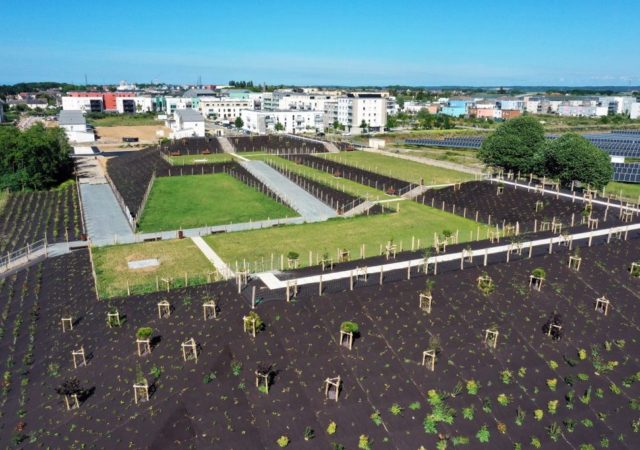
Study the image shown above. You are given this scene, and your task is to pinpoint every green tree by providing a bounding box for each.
[386,115,398,129]
[0,124,73,191]
[478,116,545,173]
[274,122,284,132]
[535,133,612,190]
[360,120,368,132]
[234,116,244,129]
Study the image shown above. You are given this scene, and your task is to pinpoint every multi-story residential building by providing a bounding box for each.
[62,96,104,112]
[599,96,636,115]
[335,92,388,134]
[164,96,195,114]
[440,99,471,117]
[115,97,155,113]
[263,90,334,112]
[67,91,135,111]
[199,97,252,122]
[387,96,398,116]
[629,102,640,119]
[557,103,608,117]
[241,109,324,134]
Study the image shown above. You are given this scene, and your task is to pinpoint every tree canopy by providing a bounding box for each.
[535,133,612,190]
[478,116,545,173]
[0,124,73,191]
[234,116,244,129]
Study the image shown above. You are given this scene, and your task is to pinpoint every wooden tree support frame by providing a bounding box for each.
[255,370,271,393]
[529,275,545,291]
[496,185,504,195]
[157,300,171,319]
[487,230,499,244]
[181,338,198,362]
[354,266,368,281]
[137,339,151,356]
[243,315,258,337]
[547,323,562,337]
[107,310,121,328]
[419,293,432,313]
[568,256,582,271]
[72,347,86,368]
[551,221,563,234]
[587,217,599,230]
[339,330,354,350]
[383,242,397,260]
[620,209,634,223]
[320,258,334,271]
[337,249,350,263]
[64,393,80,410]
[539,221,551,232]
[477,275,493,290]
[595,296,611,316]
[422,349,436,371]
[61,317,73,333]
[236,270,249,293]
[203,300,217,320]
[535,200,544,212]
[324,376,341,402]
[484,329,499,349]
[133,380,150,404]
[285,280,299,302]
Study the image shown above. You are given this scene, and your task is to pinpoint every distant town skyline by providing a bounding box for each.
[1,0,639,86]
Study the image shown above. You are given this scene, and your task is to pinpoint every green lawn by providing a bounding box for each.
[92,239,214,298]
[249,154,389,199]
[606,181,640,202]
[319,151,475,185]
[138,173,297,232]
[88,113,163,127]
[205,201,489,270]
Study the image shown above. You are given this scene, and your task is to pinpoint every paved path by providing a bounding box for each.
[191,237,234,279]
[240,160,337,221]
[256,222,640,290]
[79,183,135,245]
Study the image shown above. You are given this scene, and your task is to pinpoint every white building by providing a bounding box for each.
[62,96,104,112]
[262,91,335,112]
[240,110,324,134]
[115,97,154,113]
[199,97,252,122]
[164,96,194,114]
[557,104,608,117]
[58,110,95,143]
[335,92,388,134]
[599,96,636,115]
[631,103,640,120]
[387,96,399,116]
[170,109,205,138]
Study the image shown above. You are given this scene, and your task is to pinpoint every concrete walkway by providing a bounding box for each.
[80,183,135,245]
[191,236,234,279]
[240,160,337,221]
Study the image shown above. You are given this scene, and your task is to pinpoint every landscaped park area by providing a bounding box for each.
[137,173,297,232]
[3,132,639,449]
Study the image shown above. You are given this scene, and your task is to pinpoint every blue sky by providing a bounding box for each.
[1,0,639,86]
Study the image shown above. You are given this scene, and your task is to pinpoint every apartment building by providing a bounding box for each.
[62,95,104,112]
[58,110,95,143]
[263,91,334,112]
[334,92,387,134]
[241,109,324,134]
[199,97,252,122]
[115,97,155,113]
[170,109,205,138]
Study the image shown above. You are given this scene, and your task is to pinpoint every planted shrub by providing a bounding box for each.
[276,435,290,447]
[245,311,264,331]
[531,268,546,279]
[136,327,153,340]
[475,424,490,443]
[287,251,299,261]
[340,321,359,334]
[326,421,337,435]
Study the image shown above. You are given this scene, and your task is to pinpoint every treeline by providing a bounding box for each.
[0,124,74,191]
[0,82,88,98]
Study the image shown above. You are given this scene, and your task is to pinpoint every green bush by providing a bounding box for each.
[340,321,359,334]
[136,327,153,340]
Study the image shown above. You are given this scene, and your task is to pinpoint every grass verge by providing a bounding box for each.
[92,239,214,298]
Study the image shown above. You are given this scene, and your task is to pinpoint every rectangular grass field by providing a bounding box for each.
[319,151,475,185]
[92,239,213,298]
[137,173,297,232]
[205,201,490,270]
